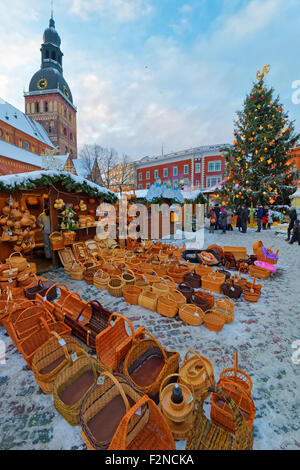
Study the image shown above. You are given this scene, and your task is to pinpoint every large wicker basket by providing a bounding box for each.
[179,304,205,326]
[49,232,65,251]
[179,350,215,400]
[80,372,147,450]
[122,285,143,305]
[6,252,28,272]
[157,294,178,318]
[107,276,125,297]
[186,386,253,450]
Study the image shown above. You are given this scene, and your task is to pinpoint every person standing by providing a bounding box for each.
[267,211,273,230]
[236,205,242,232]
[262,206,269,230]
[240,204,248,233]
[208,207,217,234]
[226,207,233,231]
[256,204,264,232]
[220,207,228,234]
[214,204,221,230]
[289,219,300,245]
[37,208,52,260]
[286,207,298,241]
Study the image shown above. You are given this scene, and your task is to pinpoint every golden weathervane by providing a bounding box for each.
[257,65,271,81]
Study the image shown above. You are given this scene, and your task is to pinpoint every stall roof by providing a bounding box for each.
[0,170,118,203]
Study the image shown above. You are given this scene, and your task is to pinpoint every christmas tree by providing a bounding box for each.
[217,65,299,207]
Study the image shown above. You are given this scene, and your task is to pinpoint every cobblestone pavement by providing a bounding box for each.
[0,228,299,450]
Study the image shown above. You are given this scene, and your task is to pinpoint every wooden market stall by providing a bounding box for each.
[0,171,118,268]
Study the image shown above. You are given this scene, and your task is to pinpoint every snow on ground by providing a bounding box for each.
[0,226,299,450]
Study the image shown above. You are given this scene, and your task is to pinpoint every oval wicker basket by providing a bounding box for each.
[80,372,147,450]
[157,294,178,318]
[31,331,85,394]
[53,353,104,426]
[6,252,28,272]
[183,272,201,289]
[121,269,136,286]
[179,304,204,326]
[93,269,110,290]
[122,285,143,305]
[107,276,125,297]
[243,277,261,302]
[152,278,170,297]
[49,232,65,250]
[192,290,215,311]
[213,296,235,324]
[221,280,243,299]
[138,287,158,311]
[203,310,225,332]
[178,282,194,302]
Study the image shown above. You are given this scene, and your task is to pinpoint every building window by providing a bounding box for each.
[46,50,50,59]
[146,171,150,180]
[65,146,68,153]
[138,172,142,181]
[45,102,48,112]
[195,180,200,186]
[195,162,201,173]
[18,139,22,148]
[64,108,67,118]
[32,145,35,153]
[163,168,168,177]
[51,51,56,61]
[63,127,67,136]
[146,183,150,189]
[24,141,29,149]
[184,164,189,175]
[173,179,178,185]
[26,103,31,114]
[173,166,178,176]
[206,176,222,188]
[36,102,40,113]
[208,161,222,172]
[138,184,143,189]
[154,169,159,179]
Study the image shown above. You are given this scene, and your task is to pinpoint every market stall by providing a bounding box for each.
[0,171,118,268]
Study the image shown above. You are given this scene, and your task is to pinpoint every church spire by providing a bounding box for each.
[50,0,55,27]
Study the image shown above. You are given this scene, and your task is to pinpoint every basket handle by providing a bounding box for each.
[14,303,50,324]
[216,296,234,311]
[101,371,130,412]
[49,331,72,362]
[39,316,51,335]
[142,330,167,361]
[159,373,195,405]
[9,252,23,260]
[49,231,63,240]
[122,269,136,279]
[234,350,238,376]
[217,377,254,409]
[44,283,69,301]
[108,313,135,338]
[183,351,213,383]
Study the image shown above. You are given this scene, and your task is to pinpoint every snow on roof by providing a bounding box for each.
[0,139,68,169]
[73,159,91,178]
[0,170,117,201]
[0,98,54,148]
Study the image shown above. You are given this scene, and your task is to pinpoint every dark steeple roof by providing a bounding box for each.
[27,14,74,105]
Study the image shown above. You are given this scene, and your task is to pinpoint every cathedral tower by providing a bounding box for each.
[24,11,77,158]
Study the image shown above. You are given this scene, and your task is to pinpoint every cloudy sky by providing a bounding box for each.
[0,0,300,159]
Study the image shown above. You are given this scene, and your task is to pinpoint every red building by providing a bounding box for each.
[135,144,230,190]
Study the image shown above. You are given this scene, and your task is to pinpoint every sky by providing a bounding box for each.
[0,0,300,160]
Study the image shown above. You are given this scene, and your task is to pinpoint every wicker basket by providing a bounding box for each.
[70,262,84,281]
[84,266,99,285]
[222,246,247,262]
[138,287,158,311]
[157,293,178,318]
[122,285,143,305]
[169,289,187,309]
[179,304,204,326]
[93,269,110,290]
[214,296,235,324]
[179,350,215,400]
[62,231,76,245]
[183,272,201,289]
[123,331,180,401]
[203,310,225,332]
[186,386,253,450]
[178,282,194,302]
[6,252,28,272]
[31,332,85,394]
[96,313,145,372]
[211,379,256,433]
[192,290,214,311]
[249,264,270,280]
[167,265,190,284]
[80,372,147,450]
[152,278,170,297]
[243,277,261,302]
[49,232,65,250]
[121,269,135,286]
[218,351,253,396]
[108,395,176,450]
[53,353,104,425]
[201,271,226,294]
[195,264,213,277]
[107,276,125,297]
[18,317,71,368]
[197,251,220,266]
[221,280,243,299]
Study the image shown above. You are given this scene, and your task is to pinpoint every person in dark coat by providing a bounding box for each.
[240,205,248,233]
[208,207,217,234]
[226,207,233,231]
[236,205,242,232]
[286,207,298,241]
[220,207,228,234]
[214,204,221,230]
[256,204,264,232]
[289,219,300,245]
